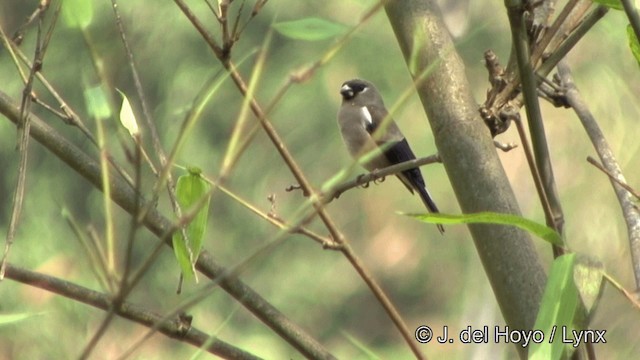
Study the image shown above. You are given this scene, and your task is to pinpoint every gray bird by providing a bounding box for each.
[337,78,444,234]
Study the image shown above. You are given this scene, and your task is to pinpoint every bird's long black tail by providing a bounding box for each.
[415,184,445,234]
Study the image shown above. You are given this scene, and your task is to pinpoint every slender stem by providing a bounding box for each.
[587,157,640,200]
[505,0,565,243]
[0,90,336,360]
[326,155,441,201]
[558,62,640,292]
[537,6,609,77]
[3,263,261,360]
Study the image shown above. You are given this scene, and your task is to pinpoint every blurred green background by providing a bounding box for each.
[1,0,639,359]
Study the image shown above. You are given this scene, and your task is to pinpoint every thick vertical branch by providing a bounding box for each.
[384,1,546,357]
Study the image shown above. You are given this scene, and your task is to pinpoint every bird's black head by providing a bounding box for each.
[340,79,370,100]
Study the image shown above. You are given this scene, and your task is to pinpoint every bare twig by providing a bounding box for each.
[484,1,608,132]
[603,272,640,308]
[587,157,640,200]
[1,3,52,279]
[110,0,198,302]
[325,155,441,202]
[505,0,565,256]
[211,180,335,247]
[174,1,424,357]
[557,62,640,291]
[0,90,335,360]
[3,263,261,360]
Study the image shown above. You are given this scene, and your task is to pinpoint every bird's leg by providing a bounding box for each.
[356,173,371,188]
[370,168,385,184]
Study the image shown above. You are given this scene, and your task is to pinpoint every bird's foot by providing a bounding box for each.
[356,173,370,188]
[370,168,385,184]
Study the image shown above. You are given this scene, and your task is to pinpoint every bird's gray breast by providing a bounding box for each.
[337,105,373,157]
[337,104,389,170]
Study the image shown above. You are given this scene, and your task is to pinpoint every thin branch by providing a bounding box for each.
[79,137,146,360]
[537,5,609,77]
[486,2,608,124]
[0,90,335,360]
[226,2,385,182]
[557,62,640,292]
[3,22,139,190]
[2,263,262,360]
[587,156,640,200]
[226,56,425,360]
[603,272,640,309]
[323,155,441,202]
[505,0,565,254]
[175,1,423,356]
[212,180,335,248]
[1,3,51,279]
[110,0,199,301]
[117,206,327,359]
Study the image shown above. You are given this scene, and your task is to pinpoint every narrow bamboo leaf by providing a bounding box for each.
[627,25,640,68]
[530,254,579,360]
[117,89,140,137]
[406,212,562,245]
[62,0,94,29]
[591,0,623,10]
[172,168,211,281]
[273,18,347,41]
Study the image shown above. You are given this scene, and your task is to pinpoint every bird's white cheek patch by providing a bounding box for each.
[360,106,373,127]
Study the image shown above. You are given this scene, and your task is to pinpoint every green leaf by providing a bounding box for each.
[530,254,580,360]
[591,0,623,10]
[116,89,140,137]
[172,169,211,281]
[627,25,640,68]
[62,0,94,29]
[83,84,112,120]
[273,18,348,41]
[406,212,562,245]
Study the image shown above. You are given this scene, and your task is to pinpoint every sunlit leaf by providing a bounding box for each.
[172,168,211,281]
[117,89,140,137]
[530,254,580,360]
[627,25,640,68]
[273,18,347,41]
[62,0,94,29]
[406,211,562,245]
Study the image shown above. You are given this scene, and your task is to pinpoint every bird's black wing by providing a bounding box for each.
[383,138,424,188]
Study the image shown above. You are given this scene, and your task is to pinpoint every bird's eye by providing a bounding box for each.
[351,83,367,93]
